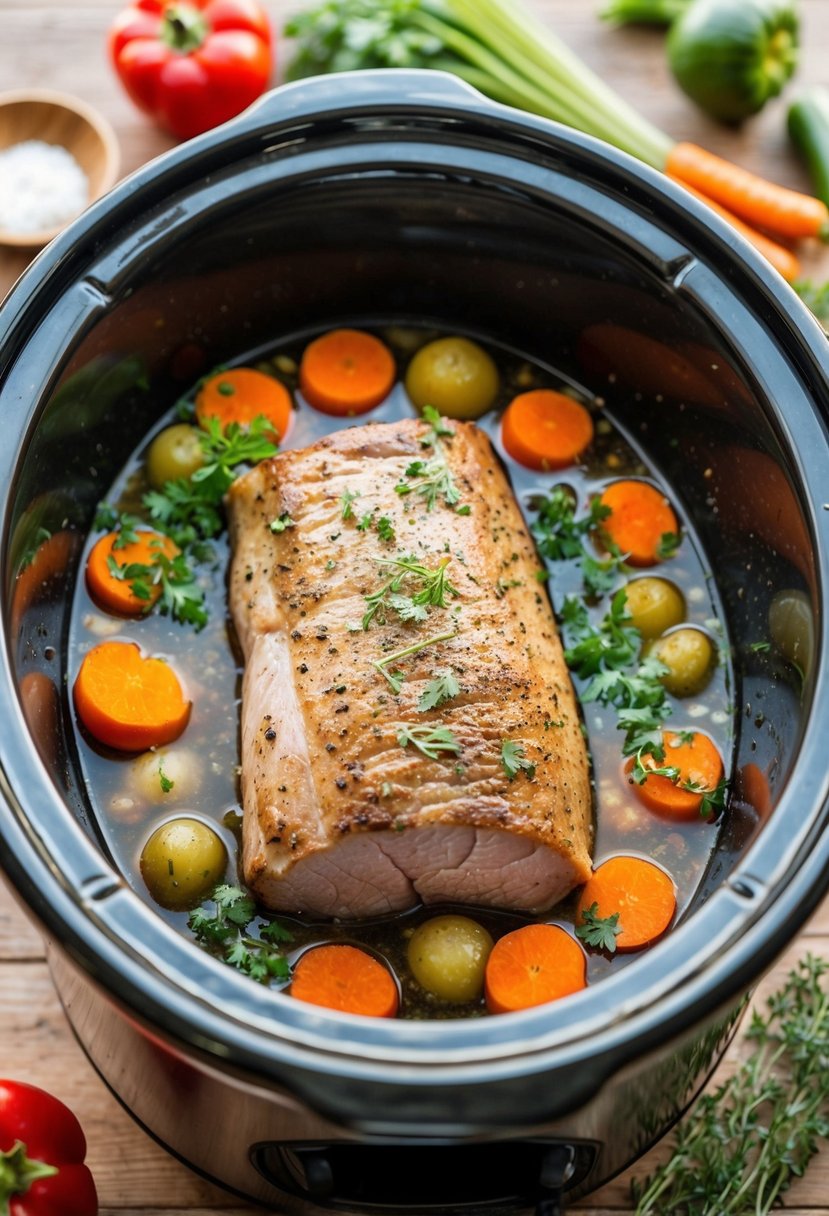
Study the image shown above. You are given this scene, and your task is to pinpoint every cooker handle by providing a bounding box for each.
[535,1144,575,1216]
[230,69,498,134]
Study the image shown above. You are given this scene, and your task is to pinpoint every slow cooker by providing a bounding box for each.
[1,70,829,1215]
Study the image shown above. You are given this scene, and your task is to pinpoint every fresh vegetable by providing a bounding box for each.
[407,915,494,1002]
[299,329,396,415]
[623,577,685,639]
[405,336,499,419]
[666,141,829,241]
[285,0,828,264]
[576,856,676,951]
[0,1079,97,1216]
[108,0,273,140]
[597,481,679,568]
[188,884,293,982]
[628,728,725,818]
[146,424,205,489]
[644,626,715,697]
[633,954,829,1215]
[73,640,191,751]
[290,944,400,1017]
[768,587,813,675]
[129,746,201,804]
[666,174,802,282]
[140,816,227,909]
[602,0,690,24]
[86,528,180,616]
[195,368,292,440]
[484,923,586,1014]
[793,279,829,330]
[788,87,829,208]
[667,0,799,124]
[89,515,206,628]
[500,389,594,471]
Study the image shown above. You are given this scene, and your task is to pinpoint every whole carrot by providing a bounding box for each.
[666,141,829,243]
[667,173,801,282]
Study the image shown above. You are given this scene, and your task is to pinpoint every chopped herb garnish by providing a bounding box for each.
[356,511,375,531]
[363,555,459,629]
[750,640,771,653]
[417,669,460,711]
[188,884,293,984]
[397,722,461,760]
[340,487,360,520]
[372,628,457,692]
[656,530,681,560]
[576,902,622,952]
[158,760,174,794]
[376,515,396,542]
[394,442,462,512]
[269,512,295,533]
[500,739,536,781]
[419,404,455,447]
[455,504,471,516]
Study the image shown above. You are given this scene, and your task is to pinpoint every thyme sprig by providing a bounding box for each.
[633,954,829,1215]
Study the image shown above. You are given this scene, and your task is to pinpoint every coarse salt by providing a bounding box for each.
[0,139,89,235]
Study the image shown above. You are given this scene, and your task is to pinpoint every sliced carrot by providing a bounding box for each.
[11,530,77,636]
[73,640,191,752]
[627,729,724,820]
[501,388,593,471]
[290,944,399,1018]
[666,142,829,242]
[667,173,801,283]
[86,530,179,617]
[597,480,678,567]
[195,367,293,440]
[576,856,676,952]
[484,924,586,1015]
[738,761,772,822]
[299,329,396,416]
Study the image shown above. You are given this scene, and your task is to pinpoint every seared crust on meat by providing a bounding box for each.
[228,418,593,917]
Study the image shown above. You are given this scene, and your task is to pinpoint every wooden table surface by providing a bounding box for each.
[2,2,829,1213]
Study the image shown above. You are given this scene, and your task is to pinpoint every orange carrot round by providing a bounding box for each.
[86,530,179,617]
[576,856,676,952]
[627,729,724,820]
[73,640,191,752]
[484,924,586,1015]
[597,480,679,567]
[501,389,594,471]
[667,173,801,283]
[299,329,396,416]
[290,944,399,1017]
[666,142,829,242]
[195,367,293,440]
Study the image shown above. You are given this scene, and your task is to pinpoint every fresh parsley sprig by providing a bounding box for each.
[394,445,463,512]
[188,884,293,984]
[363,555,459,629]
[500,739,536,781]
[419,404,455,447]
[576,902,622,952]
[397,722,462,760]
[417,669,460,711]
[105,542,208,629]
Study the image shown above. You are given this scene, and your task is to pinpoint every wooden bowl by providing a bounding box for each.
[0,89,120,248]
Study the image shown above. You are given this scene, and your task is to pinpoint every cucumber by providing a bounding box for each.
[788,88,829,209]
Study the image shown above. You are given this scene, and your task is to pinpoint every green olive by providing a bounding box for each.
[645,627,715,698]
[146,424,205,490]
[407,915,494,1003]
[140,817,226,910]
[769,588,813,674]
[129,747,202,806]
[623,577,686,640]
[405,337,499,420]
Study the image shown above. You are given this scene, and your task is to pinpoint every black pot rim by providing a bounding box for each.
[2,70,829,1099]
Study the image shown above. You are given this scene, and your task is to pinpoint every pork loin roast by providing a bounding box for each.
[227,417,593,918]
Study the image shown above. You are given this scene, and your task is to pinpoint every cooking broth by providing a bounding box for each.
[67,324,733,1019]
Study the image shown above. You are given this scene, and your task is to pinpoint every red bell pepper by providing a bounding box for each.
[109,0,273,140]
[0,1081,97,1216]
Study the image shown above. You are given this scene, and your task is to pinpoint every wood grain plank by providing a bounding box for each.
[0,870,45,959]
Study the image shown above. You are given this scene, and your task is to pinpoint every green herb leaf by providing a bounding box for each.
[269,512,295,533]
[500,739,536,781]
[656,530,681,560]
[576,901,622,952]
[394,443,462,511]
[417,668,460,711]
[340,487,360,520]
[188,884,292,986]
[419,404,455,447]
[158,760,174,794]
[397,722,462,760]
